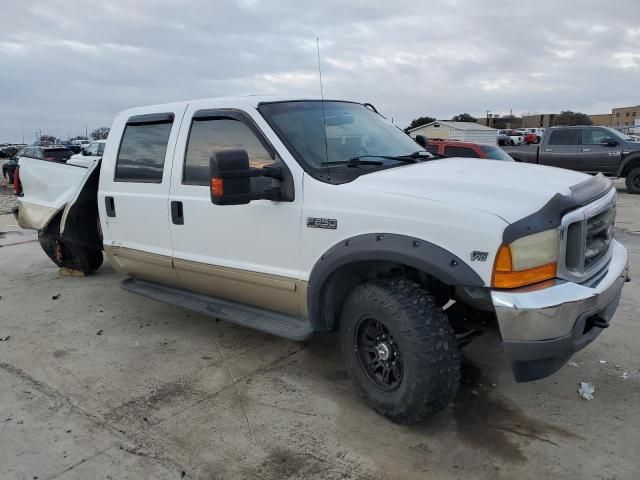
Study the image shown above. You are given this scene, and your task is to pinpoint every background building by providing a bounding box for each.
[521,114,557,128]
[588,114,612,126]
[612,105,639,133]
[476,115,522,129]
[408,121,498,143]
[476,113,556,129]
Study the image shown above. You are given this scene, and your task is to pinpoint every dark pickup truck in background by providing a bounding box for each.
[503,126,640,193]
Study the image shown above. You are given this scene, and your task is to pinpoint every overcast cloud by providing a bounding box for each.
[1,0,639,142]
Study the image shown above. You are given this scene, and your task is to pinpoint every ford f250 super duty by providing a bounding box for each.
[503,125,640,193]
[15,97,629,424]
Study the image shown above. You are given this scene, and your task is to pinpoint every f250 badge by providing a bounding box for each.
[470,251,488,262]
[307,217,337,230]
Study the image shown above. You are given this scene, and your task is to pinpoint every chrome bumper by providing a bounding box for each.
[491,240,629,382]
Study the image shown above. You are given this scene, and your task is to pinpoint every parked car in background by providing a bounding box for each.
[72,139,90,148]
[507,130,524,145]
[425,139,514,161]
[497,130,510,146]
[18,145,73,164]
[0,145,19,158]
[524,128,545,144]
[58,140,82,154]
[2,149,25,183]
[67,140,106,168]
[503,126,640,193]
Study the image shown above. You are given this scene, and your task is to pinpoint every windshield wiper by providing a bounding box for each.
[320,155,420,167]
[319,157,384,167]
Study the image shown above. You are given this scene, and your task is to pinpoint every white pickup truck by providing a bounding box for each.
[15,96,629,424]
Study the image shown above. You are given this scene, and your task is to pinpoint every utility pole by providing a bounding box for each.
[486,110,491,127]
[21,128,24,144]
[85,125,88,139]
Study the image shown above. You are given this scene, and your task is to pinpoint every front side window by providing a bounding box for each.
[581,128,612,145]
[115,120,173,183]
[259,101,423,182]
[548,129,579,146]
[183,118,274,186]
[444,146,480,158]
[85,142,100,156]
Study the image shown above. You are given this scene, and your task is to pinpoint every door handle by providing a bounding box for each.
[105,196,116,217]
[581,148,591,152]
[171,201,184,225]
[543,148,553,152]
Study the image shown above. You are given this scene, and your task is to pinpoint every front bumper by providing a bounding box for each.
[491,240,629,382]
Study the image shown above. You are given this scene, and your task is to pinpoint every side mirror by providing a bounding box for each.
[82,149,90,156]
[415,135,428,149]
[602,138,618,147]
[209,149,282,206]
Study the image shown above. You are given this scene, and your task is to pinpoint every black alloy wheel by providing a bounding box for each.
[355,317,403,392]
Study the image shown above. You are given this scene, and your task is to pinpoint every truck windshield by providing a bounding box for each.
[479,145,514,161]
[259,101,423,182]
[604,127,632,141]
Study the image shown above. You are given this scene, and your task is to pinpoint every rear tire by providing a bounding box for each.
[339,278,460,424]
[38,217,103,274]
[625,166,640,194]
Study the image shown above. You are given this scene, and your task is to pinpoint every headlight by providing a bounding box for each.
[492,229,559,288]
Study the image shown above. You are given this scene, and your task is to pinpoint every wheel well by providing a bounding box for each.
[60,162,102,250]
[621,155,640,177]
[316,261,452,332]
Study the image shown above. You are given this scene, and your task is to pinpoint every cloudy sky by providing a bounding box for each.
[1,0,639,142]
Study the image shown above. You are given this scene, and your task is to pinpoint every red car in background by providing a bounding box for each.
[424,139,514,161]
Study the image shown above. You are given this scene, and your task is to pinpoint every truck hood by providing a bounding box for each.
[352,158,590,224]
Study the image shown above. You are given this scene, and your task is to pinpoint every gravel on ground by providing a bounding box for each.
[0,181,18,215]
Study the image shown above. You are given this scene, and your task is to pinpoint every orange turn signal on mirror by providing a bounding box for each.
[211,178,224,197]
[492,245,557,289]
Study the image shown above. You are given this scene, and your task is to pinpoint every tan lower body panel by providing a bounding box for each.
[105,246,307,317]
[105,246,181,288]
[174,258,307,318]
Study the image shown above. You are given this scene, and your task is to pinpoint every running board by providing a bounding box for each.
[121,278,314,341]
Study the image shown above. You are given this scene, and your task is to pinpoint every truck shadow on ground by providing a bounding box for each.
[450,359,580,463]
[305,334,580,465]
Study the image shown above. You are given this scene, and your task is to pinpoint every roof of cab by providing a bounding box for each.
[117,95,358,116]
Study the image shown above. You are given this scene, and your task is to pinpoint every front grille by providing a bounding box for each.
[585,207,615,268]
[559,189,616,283]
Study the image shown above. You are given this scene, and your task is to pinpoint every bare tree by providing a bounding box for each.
[39,134,57,144]
[91,127,110,140]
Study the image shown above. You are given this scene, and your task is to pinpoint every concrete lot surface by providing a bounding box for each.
[0,181,639,479]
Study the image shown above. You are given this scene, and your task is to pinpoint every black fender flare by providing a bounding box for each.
[306,233,485,331]
[617,153,640,178]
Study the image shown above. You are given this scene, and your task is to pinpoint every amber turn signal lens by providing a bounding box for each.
[492,245,557,288]
[211,178,224,197]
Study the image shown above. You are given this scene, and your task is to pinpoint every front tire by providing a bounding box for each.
[339,278,460,424]
[625,166,640,194]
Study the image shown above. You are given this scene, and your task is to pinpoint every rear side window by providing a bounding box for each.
[548,129,579,146]
[183,118,273,186]
[115,117,173,183]
[443,146,480,158]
